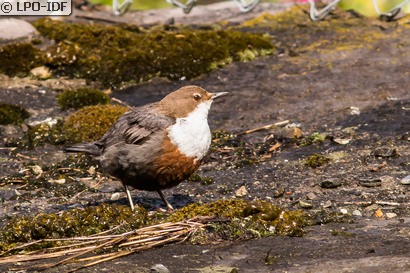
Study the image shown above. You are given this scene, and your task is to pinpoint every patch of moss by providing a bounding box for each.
[26,121,66,148]
[170,199,310,239]
[0,103,30,125]
[33,18,274,87]
[188,173,213,185]
[57,88,111,110]
[170,199,249,222]
[305,153,330,168]
[0,204,146,251]
[331,229,354,236]
[299,132,327,146]
[62,104,128,143]
[241,7,393,56]
[0,43,45,77]
[5,120,67,149]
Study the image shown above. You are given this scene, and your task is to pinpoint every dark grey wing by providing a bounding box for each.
[96,103,175,149]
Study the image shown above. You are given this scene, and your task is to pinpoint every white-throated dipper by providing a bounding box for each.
[64,85,228,211]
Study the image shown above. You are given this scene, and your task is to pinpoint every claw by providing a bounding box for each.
[233,0,259,13]
[157,190,174,211]
[166,0,197,14]
[308,0,340,21]
[122,182,135,211]
[372,0,409,21]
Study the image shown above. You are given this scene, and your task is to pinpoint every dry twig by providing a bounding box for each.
[238,120,290,135]
[0,221,204,273]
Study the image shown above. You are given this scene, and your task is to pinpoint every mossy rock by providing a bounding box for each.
[170,199,250,222]
[57,88,111,110]
[62,104,128,143]
[0,204,146,250]
[0,43,45,77]
[32,18,274,87]
[26,121,67,148]
[0,103,30,125]
[170,199,309,239]
[305,153,330,168]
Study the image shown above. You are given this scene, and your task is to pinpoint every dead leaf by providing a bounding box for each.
[333,138,351,145]
[374,209,383,218]
[268,142,282,152]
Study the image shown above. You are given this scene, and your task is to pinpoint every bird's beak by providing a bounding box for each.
[211,92,229,99]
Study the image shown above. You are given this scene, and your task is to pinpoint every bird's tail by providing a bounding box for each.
[63,143,101,156]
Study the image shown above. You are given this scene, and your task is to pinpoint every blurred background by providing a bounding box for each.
[90,0,410,17]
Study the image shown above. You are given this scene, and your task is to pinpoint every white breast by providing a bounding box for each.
[168,101,212,159]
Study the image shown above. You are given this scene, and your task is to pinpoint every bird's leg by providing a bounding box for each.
[122,182,135,211]
[157,190,174,211]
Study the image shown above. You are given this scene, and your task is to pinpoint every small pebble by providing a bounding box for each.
[400,175,410,185]
[110,192,121,201]
[365,204,380,211]
[235,185,248,197]
[151,264,170,273]
[321,200,332,208]
[299,200,313,209]
[340,208,348,214]
[350,106,360,115]
[320,178,342,189]
[273,187,285,198]
[30,165,43,175]
[385,212,397,219]
[359,178,382,187]
[371,148,397,158]
[352,210,362,217]
[306,192,316,200]
[30,66,51,79]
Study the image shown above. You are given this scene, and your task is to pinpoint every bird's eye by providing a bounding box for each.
[193,93,202,100]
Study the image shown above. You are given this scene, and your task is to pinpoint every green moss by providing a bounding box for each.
[57,88,111,110]
[299,132,327,146]
[170,199,309,239]
[0,103,30,125]
[0,43,45,77]
[241,7,392,56]
[305,153,330,168]
[62,104,128,143]
[331,229,354,236]
[170,199,249,222]
[26,121,66,148]
[32,18,274,87]
[5,120,67,149]
[0,204,146,251]
[188,173,213,185]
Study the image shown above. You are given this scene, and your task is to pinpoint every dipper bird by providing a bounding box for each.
[64,85,228,211]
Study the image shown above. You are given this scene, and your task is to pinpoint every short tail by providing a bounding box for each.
[63,143,101,156]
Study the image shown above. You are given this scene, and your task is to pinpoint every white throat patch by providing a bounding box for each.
[168,100,212,159]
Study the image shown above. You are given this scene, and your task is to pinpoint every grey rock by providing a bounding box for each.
[0,18,39,43]
[151,264,170,273]
[273,187,285,198]
[385,212,397,219]
[359,178,382,187]
[371,147,398,158]
[320,178,342,189]
[352,210,362,217]
[401,175,410,185]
